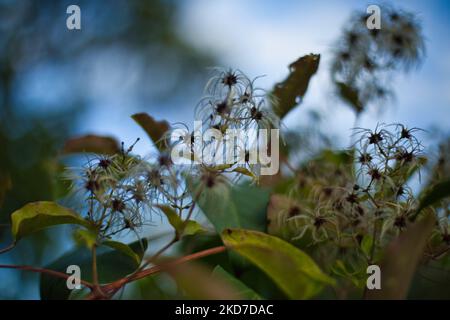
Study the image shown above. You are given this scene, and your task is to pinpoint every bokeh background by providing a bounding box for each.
[0,0,449,299]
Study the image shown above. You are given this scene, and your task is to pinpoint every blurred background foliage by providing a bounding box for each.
[0,0,214,299]
[0,0,449,299]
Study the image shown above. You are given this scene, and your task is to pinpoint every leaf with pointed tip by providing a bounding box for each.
[417,179,450,213]
[157,205,206,238]
[221,228,335,299]
[365,212,435,299]
[335,81,363,114]
[272,54,320,118]
[212,266,261,300]
[62,135,120,155]
[73,228,97,249]
[188,180,270,233]
[0,173,11,209]
[11,201,91,242]
[167,261,242,299]
[232,167,256,179]
[102,240,141,265]
[132,113,170,152]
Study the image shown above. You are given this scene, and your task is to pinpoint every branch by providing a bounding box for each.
[0,243,15,255]
[137,189,202,271]
[95,245,227,299]
[0,264,94,289]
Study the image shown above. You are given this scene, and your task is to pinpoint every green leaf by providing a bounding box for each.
[365,212,435,299]
[183,221,206,237]
[131,113,170,152]
[361,235,374,259]
[335,81,363,114]
[0,173,11,209]
[330,260,366,288]
[102,240,141,265]
[40,239,147,300]
[157,205,205,238]
[221,228,335,299]
[62,134,120,155]
[166,261,242,299]
[11,201,92,242]
[210,164,233,171]
[73,228,97,249]
[212,266,261,300]
[272,54,320,118]
[188,180,270,233]
[417,179,450,213]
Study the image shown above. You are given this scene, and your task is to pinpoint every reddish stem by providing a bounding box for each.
[0,264,94,289]
[97,245,227,298]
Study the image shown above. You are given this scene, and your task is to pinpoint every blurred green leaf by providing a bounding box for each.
[361,235,374,259]
[221,228,335,299]
[366,212,435,299]
[11,201,91,242]
[335,81,363,114]
[330,260,366,288]
[212,266,261,300]
[408,254,450,299]
[318,149,354,166]
[62,134,120,155]
[272,54,320,118]
[132,113,170,152]
[73,228,97,249]
[188,181,270,233]
[102,240,141,265]
[167,261,242,299]
[40,239,147,300]
[417,179,450,213]
[232,167,256,179]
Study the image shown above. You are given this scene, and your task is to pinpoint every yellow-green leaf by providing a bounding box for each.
[188,179,270,233]
[212,266,261,300]
[73,228,97,249]
[210,164,233,171]
[167,261,242,299]
[102,240,142,264]
[221,228,335,299]
[232,167,256,178]
[417,179,450,213]
[183,220,207,237]
[11,201,91,242]
[157,205,205,238]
